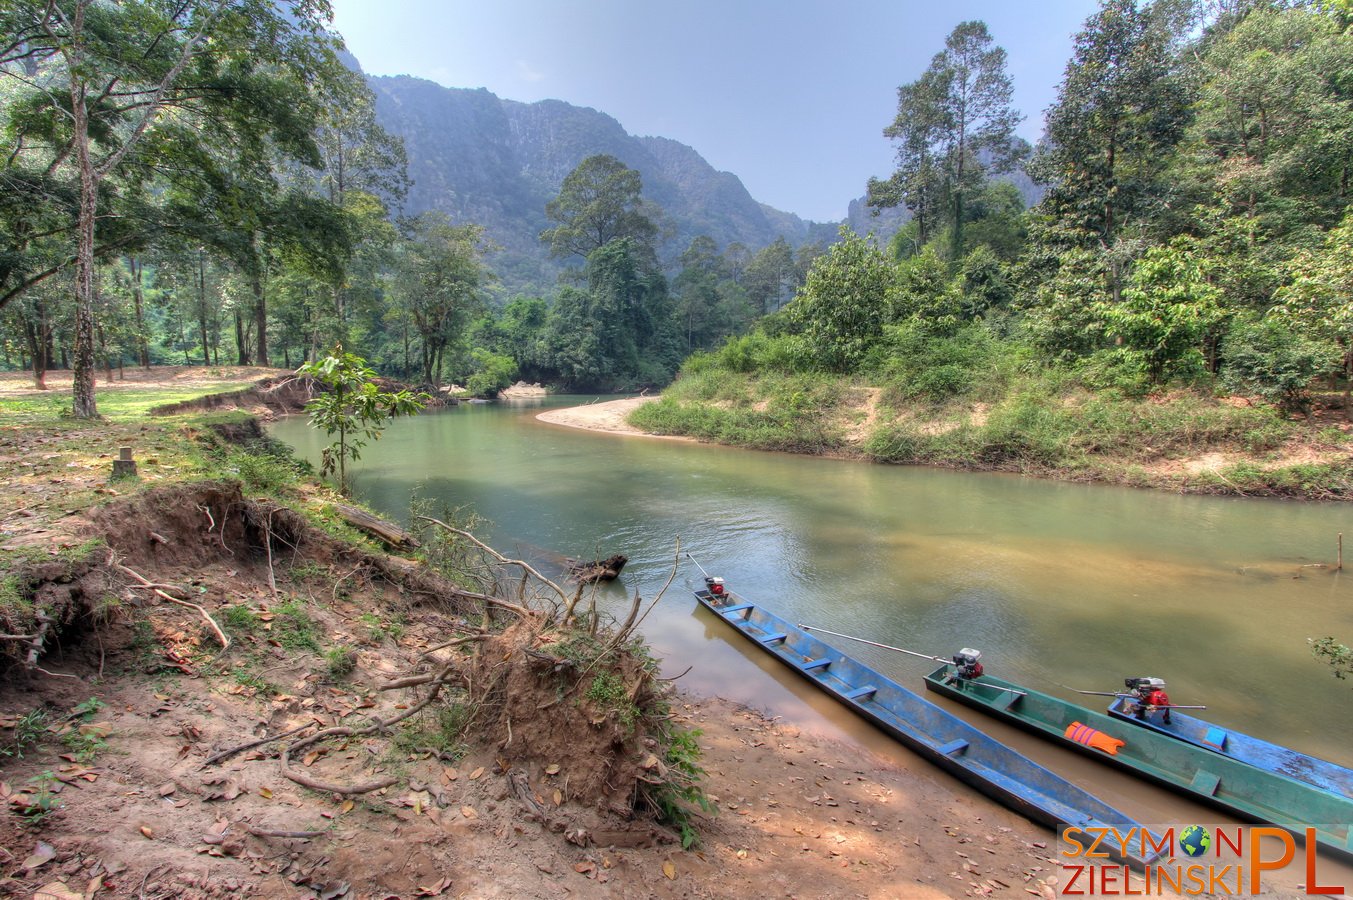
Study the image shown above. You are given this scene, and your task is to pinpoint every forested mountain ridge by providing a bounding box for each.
[367,74,838,292]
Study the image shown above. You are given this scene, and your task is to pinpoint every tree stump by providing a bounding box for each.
[112,447,138,478]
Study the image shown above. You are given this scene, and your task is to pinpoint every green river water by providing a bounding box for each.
[271,397,1353,837]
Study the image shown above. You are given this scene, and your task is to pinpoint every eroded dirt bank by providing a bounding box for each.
[0,477,1081,899]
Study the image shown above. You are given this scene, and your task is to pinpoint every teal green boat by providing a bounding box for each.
[924,664,1353,859]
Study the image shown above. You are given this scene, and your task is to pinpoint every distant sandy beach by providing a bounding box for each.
[535,395,677,437]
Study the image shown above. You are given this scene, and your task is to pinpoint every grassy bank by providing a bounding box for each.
[630,362,1353,499]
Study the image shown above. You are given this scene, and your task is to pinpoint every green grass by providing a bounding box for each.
[357,612,404,643]
[864,386,1296,472]
[269,600,322,653]
[221,604,261,638]
[390,702,470,760]
[232,668,278,696]
[2,708,51,760]
[324,645,357,679]
[629,370,850,453]
[584,671,640,735]
[0,380,256,424]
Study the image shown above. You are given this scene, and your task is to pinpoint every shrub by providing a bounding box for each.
[1221,314,1339,416]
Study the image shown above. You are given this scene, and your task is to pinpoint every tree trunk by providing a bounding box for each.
[251,257,269,367]
[71,71,99,419]
[130,257,150,367]
[96,322,113,384]
[235,308,250,365]
[198,250,211,365]
[23,309,48,391]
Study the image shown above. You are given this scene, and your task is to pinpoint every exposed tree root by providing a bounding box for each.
[201,722,316,769]
[113,559,230,650]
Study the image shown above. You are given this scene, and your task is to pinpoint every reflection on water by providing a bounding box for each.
[272,397,1353,780]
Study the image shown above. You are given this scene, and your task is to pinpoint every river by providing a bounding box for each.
[271,396,1353,867]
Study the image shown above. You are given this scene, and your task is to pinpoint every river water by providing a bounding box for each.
[272,397,1353,865]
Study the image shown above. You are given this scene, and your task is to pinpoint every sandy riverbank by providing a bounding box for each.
[535,395,667,436]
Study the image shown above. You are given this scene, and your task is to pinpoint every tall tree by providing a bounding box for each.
[540,155,658,264]
[1276,210,1353,414]
[868,67,951,246]
[869,21,1022,258]
[0,0,344,417]
[391,213,492,386]
[939,21,1023,259]
[743,238,797,315]
[1030,0,1194,302]
[1184,4,1353,243]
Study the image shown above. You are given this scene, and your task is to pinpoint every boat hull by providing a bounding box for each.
[695,589,1163,867]
[1106,697,1353,800]
[924,666,1353,859]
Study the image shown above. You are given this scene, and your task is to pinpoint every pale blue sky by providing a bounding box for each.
[329,0,1102,223]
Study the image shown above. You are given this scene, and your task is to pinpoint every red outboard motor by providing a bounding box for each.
[704,576,726,598]
[1124,676,1172,724]
[953,648,983,679]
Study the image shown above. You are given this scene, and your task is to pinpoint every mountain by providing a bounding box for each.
[366,75,839,295]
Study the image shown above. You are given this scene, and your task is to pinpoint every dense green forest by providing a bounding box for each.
[1,0,1351,421]
[638,0,1353,456]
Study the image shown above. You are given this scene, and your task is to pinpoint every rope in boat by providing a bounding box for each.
[796,624,948,663]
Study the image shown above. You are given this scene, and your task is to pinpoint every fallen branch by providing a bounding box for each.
[445,585,532,618]
[580,540,679,679]
[419,631,488,657]
[377,666,462,691]
[331,503,419,551]
[263,509,279,598]
[245,826,327,839]
[201,721,316,769]
[279,769,399,796]
[25,614,52,668]
[415,516,556,617]
[126,583,191,596]
[508,768,546,821]
[114,561,230,650]
[656,665,693,683]
[278,677,449,795]
[332,562,365,603]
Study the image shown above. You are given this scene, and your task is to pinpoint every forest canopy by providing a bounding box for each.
[0,0,1350,409]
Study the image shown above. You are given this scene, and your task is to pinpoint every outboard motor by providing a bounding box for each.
[704,576,726,598]
[953,648,984,679]
[1123,676,1171,723]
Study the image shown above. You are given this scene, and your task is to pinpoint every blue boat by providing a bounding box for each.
[924,664,1353,859]
[694,587,1164,867]
[1106,696,1353,800]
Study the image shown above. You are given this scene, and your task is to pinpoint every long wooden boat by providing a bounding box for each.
[924,664,1353,858]
[694,588,1164,867]
[1106,696,1353,800]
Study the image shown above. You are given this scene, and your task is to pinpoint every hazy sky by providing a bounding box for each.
[328,1,1102,223]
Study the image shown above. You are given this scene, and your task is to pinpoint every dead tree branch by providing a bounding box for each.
[114,560,229,650]
[277,678,449,795]
[200,721,316,769]
[416,516,561,617]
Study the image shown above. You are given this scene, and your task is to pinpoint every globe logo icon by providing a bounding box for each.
[1179,824,1212,858]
